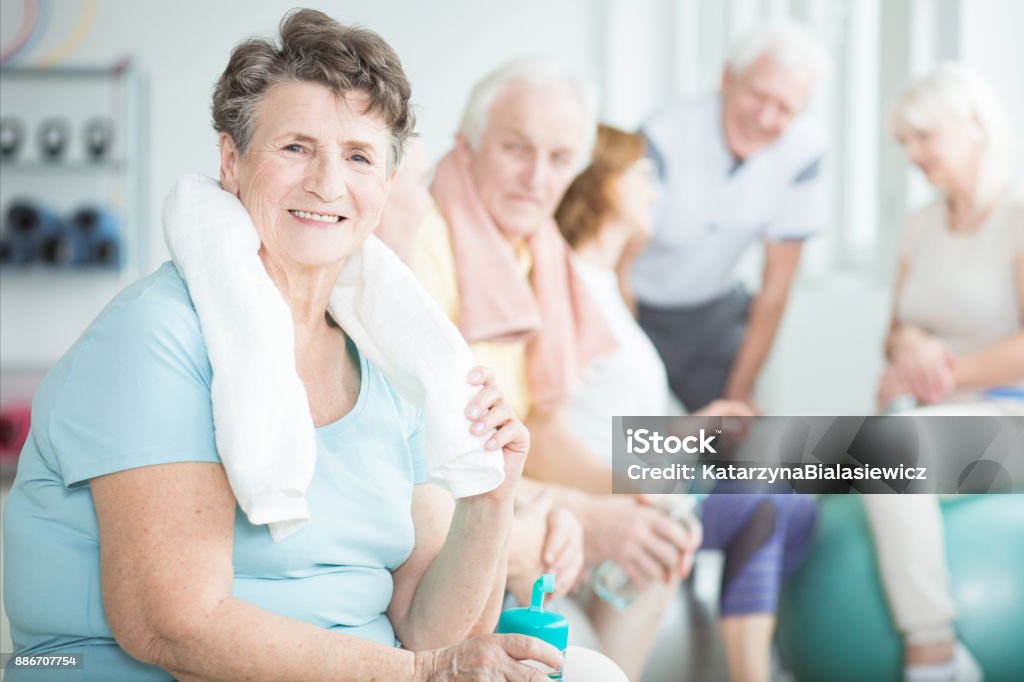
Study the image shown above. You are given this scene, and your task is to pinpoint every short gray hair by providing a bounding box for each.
[727,20,832,86]
[893,62,1016,209]
[212,8,415,170]
[458,57,598,172]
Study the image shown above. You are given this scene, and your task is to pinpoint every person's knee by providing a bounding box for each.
[722,500,779,588]
[782,496,818,537]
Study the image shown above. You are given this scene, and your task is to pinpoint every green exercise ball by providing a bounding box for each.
[776,494,1024,682]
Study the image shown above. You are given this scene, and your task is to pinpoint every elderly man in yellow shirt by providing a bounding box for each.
[409,59,701,681]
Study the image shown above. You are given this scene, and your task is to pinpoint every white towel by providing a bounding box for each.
[163,174,504,541]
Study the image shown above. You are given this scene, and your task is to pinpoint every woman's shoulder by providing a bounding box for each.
[37,262,218,487]
[79,261,207,368]
[104,261,198,317]
[118,259,196,311]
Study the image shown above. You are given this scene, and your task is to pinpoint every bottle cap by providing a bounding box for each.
[496,573,569,651]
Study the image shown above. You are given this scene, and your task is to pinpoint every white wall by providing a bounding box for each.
[1,0,602,258]
[1,0,1020,414]
[0,0,601,369]
[958,0,1024,177]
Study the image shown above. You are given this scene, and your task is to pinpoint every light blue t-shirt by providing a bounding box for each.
[2,262,427,681]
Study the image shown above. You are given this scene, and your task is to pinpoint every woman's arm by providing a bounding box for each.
[92,461,419,681]
[388,368,524,651]
[523,407,614,494]
[881,260,957,404]
[883,260,914,360]
[504,483,585,605]
[951,332,1024,389]
[389,491,514,650]
[950,254,1024,390]
[885,255,1024,398]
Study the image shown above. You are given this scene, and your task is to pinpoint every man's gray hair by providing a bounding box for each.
[458,57,598,172]
[893,62,1016,209]
[726,20,832,85]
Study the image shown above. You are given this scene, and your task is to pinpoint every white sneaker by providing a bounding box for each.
[904,642,983,682]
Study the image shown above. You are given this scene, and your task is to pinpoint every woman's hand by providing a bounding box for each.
[414,634,563,681]
[891,335,956,404]
[633,495,703,579]
[581,495,696,588]
[877,364,912,411]
[675,510,703,579]
[507,491,585,604]
[542,507,586,595]
[694,399,759,417]
[465,367,529,505]
[693,399,759,438]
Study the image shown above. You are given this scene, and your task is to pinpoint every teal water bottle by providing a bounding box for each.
[497,574,568,679]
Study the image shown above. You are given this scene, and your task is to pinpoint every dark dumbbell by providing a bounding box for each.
[83,118,114,160]
[37,118,71,161]
[1,200,65,265]
[0,117,25,161]
[70,206,122,267]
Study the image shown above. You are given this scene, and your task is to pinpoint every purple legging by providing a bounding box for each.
[699,492,816,617]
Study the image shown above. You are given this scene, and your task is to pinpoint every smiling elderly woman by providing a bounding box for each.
[1,9,561,682]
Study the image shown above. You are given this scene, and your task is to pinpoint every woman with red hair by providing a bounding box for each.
[557,124,817,682]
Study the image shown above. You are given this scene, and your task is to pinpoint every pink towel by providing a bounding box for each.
[430,144,616,410]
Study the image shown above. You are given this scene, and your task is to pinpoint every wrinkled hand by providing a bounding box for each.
[507,491,585,604]
[721,388,763,414]
[582,496,698,588]
[414,633,563,681]
[695,399,758,418]
[892,337,956,404]
[464,367,530,505]
[634,495,703,578]
[877,364,912,411]
[674,508,703,578]
[693,399,759,439]
[542,506,586,595]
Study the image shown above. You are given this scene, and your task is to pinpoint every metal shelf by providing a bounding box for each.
[0,64,148,276]
[0,160,125,172]
[0,64,149,373]
[0,64,134,80]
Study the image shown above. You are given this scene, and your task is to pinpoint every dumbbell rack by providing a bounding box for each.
[0,65,148,272]
[0,64,148,372]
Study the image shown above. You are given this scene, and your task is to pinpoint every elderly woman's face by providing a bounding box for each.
[895,115,979,191]
[611,159,657,239]
[220,82,393,270]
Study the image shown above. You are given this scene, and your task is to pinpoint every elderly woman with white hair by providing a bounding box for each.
[866,63,1022,682]
[879,63,1023,409]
